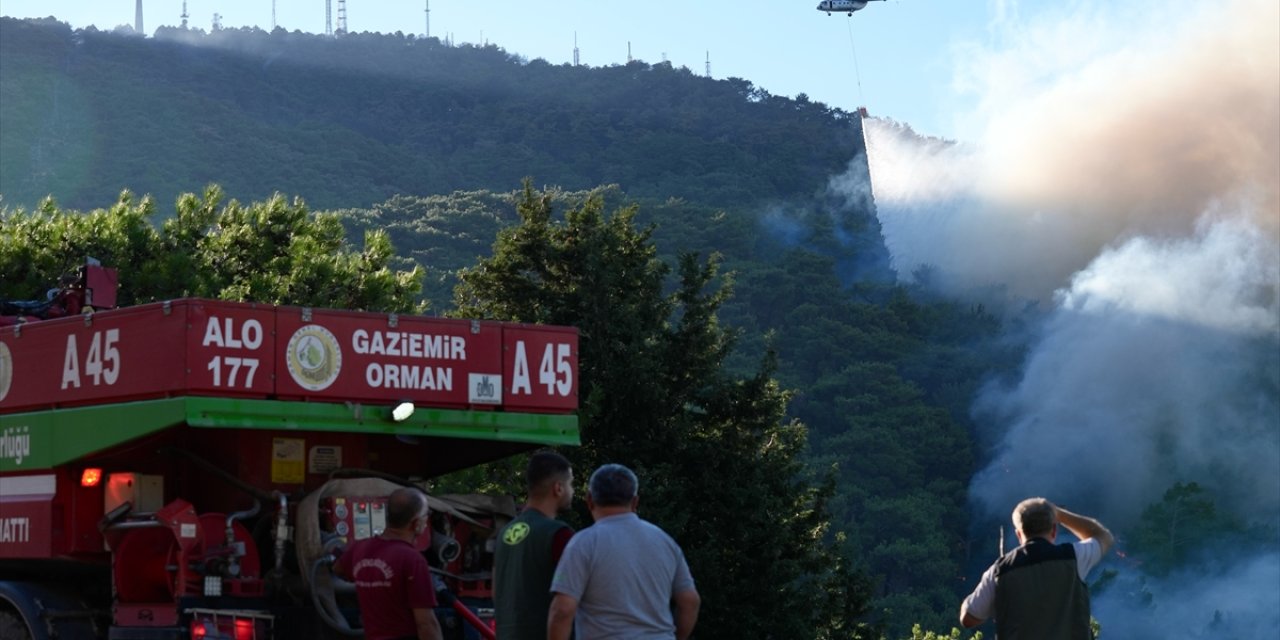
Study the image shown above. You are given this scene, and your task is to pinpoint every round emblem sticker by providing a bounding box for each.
[286,325,342,391]
[503,522,530,546]
[0,342,12,402]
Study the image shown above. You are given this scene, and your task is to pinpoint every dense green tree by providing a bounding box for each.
[0,186,423,311]
[1129,482,1250,577]
[341,184,1014,635]
[451,181,876,639]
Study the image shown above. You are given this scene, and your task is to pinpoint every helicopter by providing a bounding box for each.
[816,0,886,16]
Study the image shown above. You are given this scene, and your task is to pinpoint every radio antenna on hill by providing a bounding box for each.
[135,0,144,35]
[337,0,348,34]
[627,42,632,63]
[424,1,430,38]
[180,1,188,29]
[573,32,580,66]
[212,12,222,30]
[272,0,277,30]
[325,0,332,35]
[705,51,711,77]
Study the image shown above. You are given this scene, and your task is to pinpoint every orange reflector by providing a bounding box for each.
[81,468,103,487]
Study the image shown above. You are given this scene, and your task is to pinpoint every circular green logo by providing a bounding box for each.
[503,522,530,545]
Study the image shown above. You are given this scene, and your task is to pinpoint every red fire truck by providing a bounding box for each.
[0,267,579,640]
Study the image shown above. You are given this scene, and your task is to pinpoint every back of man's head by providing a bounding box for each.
[527,450,572,496]
[387,487,427,529]
[588,463,638,507]
[1012,497,1056,538]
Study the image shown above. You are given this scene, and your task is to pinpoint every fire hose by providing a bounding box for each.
[431,573,496,640]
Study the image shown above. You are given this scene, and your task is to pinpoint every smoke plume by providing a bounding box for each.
[858,0,1278,300]
[831,0,1280,636]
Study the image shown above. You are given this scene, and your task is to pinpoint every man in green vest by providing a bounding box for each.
[494,450,576,640]
[960,498,1114,640]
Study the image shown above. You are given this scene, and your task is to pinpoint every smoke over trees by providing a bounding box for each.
[837,0,1280,637]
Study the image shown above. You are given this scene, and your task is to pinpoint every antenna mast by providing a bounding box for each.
[135,0,144,35]
[627,41,632,63]
[425,0,430,38]
[272,0,277,30]
[573,32,580,66]
[325,0,332,36]
[180,1,189,29]
[705,51,711,77]
[337,0,348,34]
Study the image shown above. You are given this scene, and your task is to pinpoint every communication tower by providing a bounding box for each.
[337,0,348,34]
[325,0,332,36]
[135,0,144,35]
[212,13,222,30]
[627,42,632,63]
[425,0,430,38]
[705,51,711,77]
[180,0,188,28]
[272,0,277,30]
[573,32,580,66]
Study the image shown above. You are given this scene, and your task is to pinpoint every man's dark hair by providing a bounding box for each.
[527,450,572,494]
[386,487,427,529]
[588,464,638,507]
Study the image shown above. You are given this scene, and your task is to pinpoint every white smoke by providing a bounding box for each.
[830,0,1280,634]
[969,215,1280,524]
[855,0,1279,300]
[1093,553,1280,639]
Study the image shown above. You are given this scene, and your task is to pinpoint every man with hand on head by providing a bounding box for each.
[547,463,700,640]
[494,450,576,640]
[333,487,443,640]
[960,497,1115,640]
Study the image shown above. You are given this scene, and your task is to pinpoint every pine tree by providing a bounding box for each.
[453,180,875,639]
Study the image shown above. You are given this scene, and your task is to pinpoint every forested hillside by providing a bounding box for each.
[0,17,856,212]
[0,17,1020,636]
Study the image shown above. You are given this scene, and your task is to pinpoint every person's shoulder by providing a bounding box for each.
[1072,538,1103,561]
[1069,538,1102,553]
[344,536,374,556]
[637,517,683,545]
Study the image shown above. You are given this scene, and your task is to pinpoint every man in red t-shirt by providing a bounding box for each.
[334,487,443,640]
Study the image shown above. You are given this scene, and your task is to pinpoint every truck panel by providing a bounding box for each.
[0,299,579,416]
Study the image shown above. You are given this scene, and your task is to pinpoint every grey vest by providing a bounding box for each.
[993,538,1092,640]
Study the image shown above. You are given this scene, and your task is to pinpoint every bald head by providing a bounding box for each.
[386,487,428,530]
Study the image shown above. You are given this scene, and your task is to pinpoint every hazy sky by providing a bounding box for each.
[0,0,999,140]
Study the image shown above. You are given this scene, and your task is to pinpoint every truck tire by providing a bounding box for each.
[0,608,32,640]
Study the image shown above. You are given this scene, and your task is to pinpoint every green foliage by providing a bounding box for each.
[1129,481,1248,577]
[0,186,423,311]
[338,182,1017,634]
[451,181,876,639]
[902,625,982,640]
[1,18,857,213]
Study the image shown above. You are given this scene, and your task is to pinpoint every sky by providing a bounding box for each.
[0,0,992,140]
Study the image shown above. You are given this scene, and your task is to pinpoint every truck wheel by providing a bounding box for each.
[0,608,32,640]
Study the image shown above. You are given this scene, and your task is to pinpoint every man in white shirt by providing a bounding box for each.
[960,498,1114,640]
